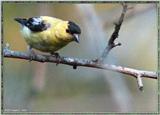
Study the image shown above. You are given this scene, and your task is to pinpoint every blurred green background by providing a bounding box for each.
[2,2,157,112]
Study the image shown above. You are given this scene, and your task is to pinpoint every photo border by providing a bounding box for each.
[1,1,159,114]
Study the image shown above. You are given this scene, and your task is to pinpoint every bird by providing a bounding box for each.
[14,16,81,59]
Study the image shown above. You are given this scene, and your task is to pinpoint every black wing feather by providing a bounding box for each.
[26,17,47,32]
[15,17,48,32]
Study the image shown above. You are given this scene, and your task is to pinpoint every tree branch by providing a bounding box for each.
[3,47,157,80]
[3,3,157,91]
[97,3,128,63]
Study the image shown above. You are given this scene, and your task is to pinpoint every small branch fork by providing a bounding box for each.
[98,3,127,63]
[96,3,148,91]
[3,4,157,91]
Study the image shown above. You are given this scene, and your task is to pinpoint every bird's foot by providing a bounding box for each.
[50,52,61,65]
[27,46,36,62]
[28,50,36,62]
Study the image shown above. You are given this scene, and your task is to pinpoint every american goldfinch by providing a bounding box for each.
[14,16,81,56]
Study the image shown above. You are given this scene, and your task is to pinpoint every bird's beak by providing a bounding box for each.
[73,34,80,43]
[14,18,26,25]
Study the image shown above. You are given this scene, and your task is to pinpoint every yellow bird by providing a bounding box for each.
[14,16,81,56]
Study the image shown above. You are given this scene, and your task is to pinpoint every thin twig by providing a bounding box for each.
[3,47,157,80]
[98,3,128,63]
[137,74,143,91]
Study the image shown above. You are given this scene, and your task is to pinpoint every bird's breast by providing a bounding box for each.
[20,25,72,52]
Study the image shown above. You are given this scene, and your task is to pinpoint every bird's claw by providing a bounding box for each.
[27,49,36,62]
[28,50,36,62]
[27,46,36,62]
[51,52,61,65]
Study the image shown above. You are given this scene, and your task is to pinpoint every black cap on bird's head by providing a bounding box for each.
[66,21,81,43]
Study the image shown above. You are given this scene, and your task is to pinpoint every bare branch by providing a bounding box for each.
[3,3,157,91]
[98,3,128,63]
[3,47,157,80]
